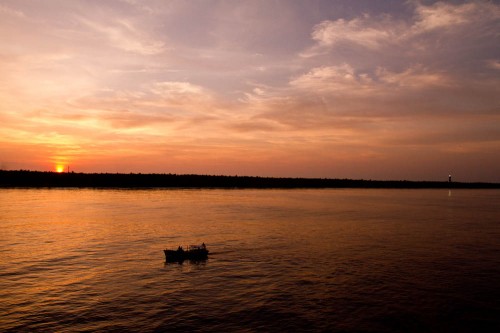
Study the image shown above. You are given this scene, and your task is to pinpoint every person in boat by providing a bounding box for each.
[177,246,184,252]
[202,242,206,249]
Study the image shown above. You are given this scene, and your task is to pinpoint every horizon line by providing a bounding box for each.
[1,169,498,186]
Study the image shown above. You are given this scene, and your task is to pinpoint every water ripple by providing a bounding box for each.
[1,188,499,332]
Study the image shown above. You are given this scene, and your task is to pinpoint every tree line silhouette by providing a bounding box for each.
[0,170,498,189]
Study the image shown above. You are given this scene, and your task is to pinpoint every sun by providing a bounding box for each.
[56,165,65,173]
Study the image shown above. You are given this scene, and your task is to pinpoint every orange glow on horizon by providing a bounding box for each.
[56,165,65,173]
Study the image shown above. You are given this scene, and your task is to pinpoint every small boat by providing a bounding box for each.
[164,243,209,262]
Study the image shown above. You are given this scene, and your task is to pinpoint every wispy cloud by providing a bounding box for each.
[0,4,25,18]
[310,14,396,51]
[302,1,500,58]
[78,17,165,55]
[151,81,214,106]
[412,0,500,32]
[488,59,500,70]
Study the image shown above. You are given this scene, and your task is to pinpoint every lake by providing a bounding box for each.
[1,188,499,332]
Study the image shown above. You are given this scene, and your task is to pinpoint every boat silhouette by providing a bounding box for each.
[164,243,209,262]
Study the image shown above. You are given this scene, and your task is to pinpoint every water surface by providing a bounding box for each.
[1,189,499,332]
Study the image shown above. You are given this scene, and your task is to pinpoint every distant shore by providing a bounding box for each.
[0,170,498,189]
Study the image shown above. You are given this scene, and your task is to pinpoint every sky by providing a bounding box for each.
[0,0,499,181]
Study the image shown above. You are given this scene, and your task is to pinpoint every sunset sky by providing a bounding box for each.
[1,0,499,181]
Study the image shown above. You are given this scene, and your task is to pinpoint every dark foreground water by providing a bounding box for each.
[1,189,499,332]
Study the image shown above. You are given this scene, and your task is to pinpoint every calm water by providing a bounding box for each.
[1,188,499,332]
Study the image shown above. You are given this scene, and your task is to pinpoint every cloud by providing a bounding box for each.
[79,17,165,55]
[289,0,500,135]
[101,110,174,129]
[488,60,500,70]
[412,0,500,32]
[382,117,500,147]
[303,1,500,57]
[290,63,450,96]
[151,81,213,106]
[0,4,25,18]
[64,80,226,134]
[289,63,374,93]
[236,56,498,151]
[310,14,395,50]
[375,65,452,88]
[71,81,216,111]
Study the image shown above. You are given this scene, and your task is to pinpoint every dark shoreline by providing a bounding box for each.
[0,170,498,189]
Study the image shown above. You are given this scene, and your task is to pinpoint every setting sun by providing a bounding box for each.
[56,166,65,173]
